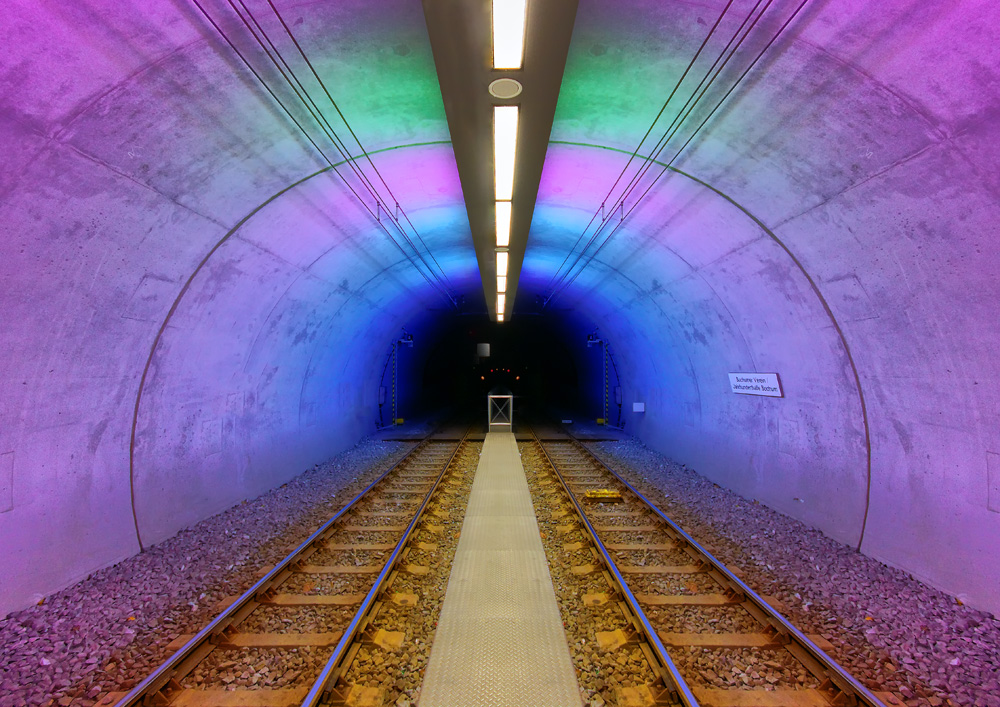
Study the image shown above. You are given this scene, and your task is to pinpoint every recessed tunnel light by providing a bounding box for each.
[496,250,508,276]
[497,293,506,315]
[497,275,507,293]
[494,106,518,201]
[497,313,505,322]
[488,78,523,99]
[492,0,527,70]
[496,200,511,247]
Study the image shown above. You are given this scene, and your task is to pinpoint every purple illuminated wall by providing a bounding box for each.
[0,0,478,614]
[524,0,1000,613]
[2,0,999,617]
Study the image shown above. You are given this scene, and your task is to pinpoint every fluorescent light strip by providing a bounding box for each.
[497,293,506,315]
[496,200,511,247]
[496,250,508,276]
[497,313,505,322]
[497,275,507,293]
[494,106,518,201]
[493,0,527,70]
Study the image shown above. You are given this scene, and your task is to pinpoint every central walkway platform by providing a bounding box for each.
[419,432,582,706]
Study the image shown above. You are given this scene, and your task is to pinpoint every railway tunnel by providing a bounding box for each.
[1,0,999,705]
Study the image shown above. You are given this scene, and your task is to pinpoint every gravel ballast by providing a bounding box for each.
[520,442,659,707]
[589,439,1000,707]
[0,438,410,707]
[341,441,482,707]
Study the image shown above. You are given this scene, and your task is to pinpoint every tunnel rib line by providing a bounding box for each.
[548,139,875,553]
[543,0,738,296]
[225,0,456,305]
[545,0,772,301]
[553,0,774,299]
[547,0,801,305]
[232,0,457,300]
[262,0,456,297]
[187,0,456,306]
[127,142,452,552]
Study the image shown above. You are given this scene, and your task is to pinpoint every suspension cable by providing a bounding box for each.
[189,0,456,305]
[263,0,455,293]
[227,0,455,301]
[546,0,810,306]
[547,0,772,299]
[543,0,738,295]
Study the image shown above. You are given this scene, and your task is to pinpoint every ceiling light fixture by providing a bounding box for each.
[496,250,508,277]
[495,200,511,247]
[497,293,506,315]
[497,313,505,322]
[494,106,518,201]
[497,275,507,293]
[488,77,523,99]
[492,0,527,70]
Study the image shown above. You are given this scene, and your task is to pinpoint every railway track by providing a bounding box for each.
[108,430,473,707]
[103,422,897,707]
[524,431,893,707]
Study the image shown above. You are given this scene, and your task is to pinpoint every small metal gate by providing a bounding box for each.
[488,394,513,429]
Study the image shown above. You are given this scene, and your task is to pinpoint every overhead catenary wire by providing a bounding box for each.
[543,0,738,296]
[547,0,773,301]
[545,0,772,302]
[227,0,455,301]
[190,0,457,306]
[231,0,457,303]
[598,0,773,227]
[545,0,810,306]
[262,0,455,293]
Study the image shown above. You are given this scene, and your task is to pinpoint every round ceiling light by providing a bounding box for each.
[488,78,523,99]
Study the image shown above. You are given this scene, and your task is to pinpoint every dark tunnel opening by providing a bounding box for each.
[419,316,583,423]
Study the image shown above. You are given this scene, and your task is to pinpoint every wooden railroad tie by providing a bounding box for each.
[165,630,343,652]
[592,525,661,532]
[263,593,365,607]
[633,593,735,606]
[326,543,396,551]
[605,543,675,551]
[618,564,706,574]
[658,631,835,652]
[587,509,643,517]
[103,687,311,707]
[337,525,408,532]
[690,687,836,707]
[296,564,382,574]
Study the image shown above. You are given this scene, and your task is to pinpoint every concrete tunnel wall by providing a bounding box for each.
[523,0,1000,613]
[2,0,1000,618]
[0,0,477,615]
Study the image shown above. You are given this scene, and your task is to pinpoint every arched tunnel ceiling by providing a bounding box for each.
[2,0,1000,617]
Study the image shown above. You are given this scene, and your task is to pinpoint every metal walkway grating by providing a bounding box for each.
[419,432,582,706]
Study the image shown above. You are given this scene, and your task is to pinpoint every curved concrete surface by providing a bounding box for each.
[2,0,998,617]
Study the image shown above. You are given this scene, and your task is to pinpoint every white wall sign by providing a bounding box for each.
[729,372,783,397]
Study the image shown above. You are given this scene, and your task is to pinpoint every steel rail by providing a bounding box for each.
[301,432,470,706]
[113,433,447,706]
[560,432,888,707]
[529,431,700,707]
